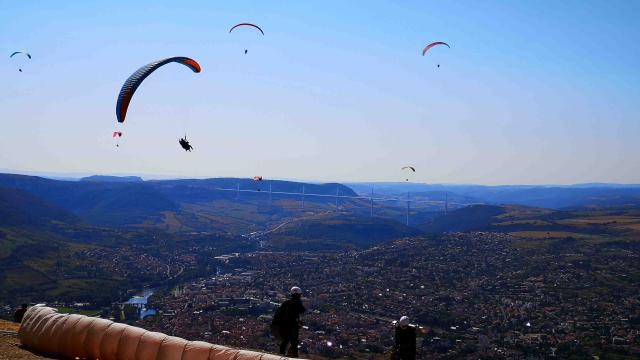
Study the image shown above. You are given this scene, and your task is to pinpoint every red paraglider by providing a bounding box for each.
[253,176,263,191]
[422,42,450,68]
[113,131,123,148]
[422,42,450,56]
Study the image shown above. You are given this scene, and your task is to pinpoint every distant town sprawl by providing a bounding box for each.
[111,232,639,359]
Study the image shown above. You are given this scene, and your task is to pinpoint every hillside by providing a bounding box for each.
[0,174,363,231]
[267,212,422,250]
[0,188,80,229]
[422,204,640,244]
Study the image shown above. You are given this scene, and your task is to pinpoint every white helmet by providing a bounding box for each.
[399,316,410,327]
[290,286,302,295]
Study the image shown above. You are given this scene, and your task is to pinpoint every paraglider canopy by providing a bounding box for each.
[10,51,31,59]
[402,166,415,182]
[422,42,449,56]
[116,56,201,124]
[230,23,264,54]
[10,51,31,72]
[229,23,264,35]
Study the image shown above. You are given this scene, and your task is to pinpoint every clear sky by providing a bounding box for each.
[1,0,638,184]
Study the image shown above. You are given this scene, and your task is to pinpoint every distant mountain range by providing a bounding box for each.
[348,182,640,209]
[3,172,640,304]
[2,173,640,232]
[0,173,357,229]
[80,175,143,182]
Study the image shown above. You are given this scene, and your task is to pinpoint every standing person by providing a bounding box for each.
[277,286,306,357]
[13,304,28,323]
[393,316,416,360]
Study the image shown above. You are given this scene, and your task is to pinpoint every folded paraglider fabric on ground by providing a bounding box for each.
[18,305,295,360]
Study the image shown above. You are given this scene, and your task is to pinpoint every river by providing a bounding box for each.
[125,289,157,319]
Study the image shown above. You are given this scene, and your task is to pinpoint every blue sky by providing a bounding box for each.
[1,0,638,184]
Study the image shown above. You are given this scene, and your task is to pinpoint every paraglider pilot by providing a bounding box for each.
[393,316,416,360]
[14,304,27,323]
[179,136,193,152]
[273,286,306,357]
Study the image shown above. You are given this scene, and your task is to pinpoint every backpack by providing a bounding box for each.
[270,302,286,340]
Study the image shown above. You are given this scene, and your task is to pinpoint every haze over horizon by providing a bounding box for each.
[2,1,639,185]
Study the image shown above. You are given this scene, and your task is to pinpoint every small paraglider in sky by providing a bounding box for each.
[402,166,416,182]
[113,131,122,147]
[229,23,264,54]
[422,41,449,68]
[10,51,31,72]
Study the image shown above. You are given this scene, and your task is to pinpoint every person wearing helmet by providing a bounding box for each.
[393,316,416,359]
[276,286,306,357]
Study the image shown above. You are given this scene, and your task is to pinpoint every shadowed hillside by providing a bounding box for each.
[267,212,423,250]
[0,187,80,228]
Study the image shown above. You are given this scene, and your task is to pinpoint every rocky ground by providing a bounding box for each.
[0,320,53,360]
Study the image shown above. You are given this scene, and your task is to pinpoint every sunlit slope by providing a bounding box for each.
[423,204,640,243]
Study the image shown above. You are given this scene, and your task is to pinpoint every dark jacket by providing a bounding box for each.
[394,325,416,359]
[14,307,27,323]
[280,297,306,331]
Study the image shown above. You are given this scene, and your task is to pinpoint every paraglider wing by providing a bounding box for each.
[10,51,31,59]
[422,42,449,56]
[401,166,415,182]
[229,23,264,35]
[116,57,201,124]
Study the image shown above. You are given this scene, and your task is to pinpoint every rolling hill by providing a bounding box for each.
[421,203,640,245]
[0,187,81,228]
[266,212,423,250]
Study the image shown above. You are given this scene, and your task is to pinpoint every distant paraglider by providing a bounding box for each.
[10,51,31,72]
[422,41,449,68]
[402,166,415,182]
[179,136,193,152]
[112,131,122,147]
[253,176,263,191]
[229,23,264,54]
